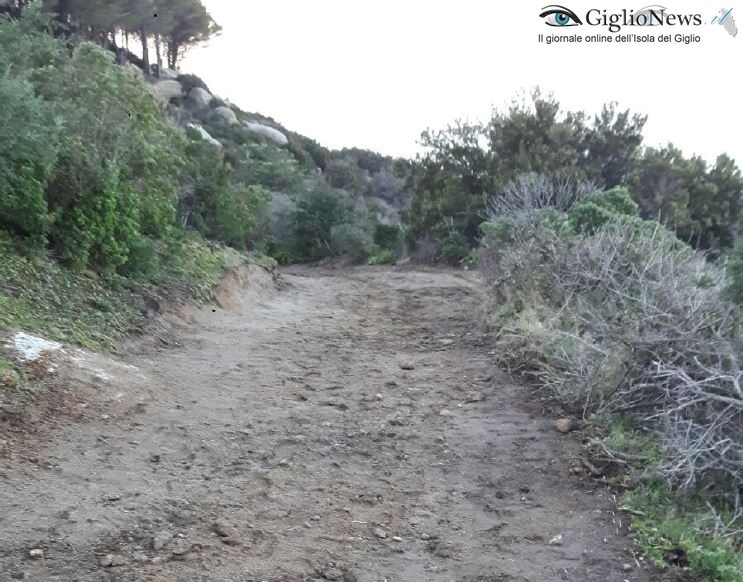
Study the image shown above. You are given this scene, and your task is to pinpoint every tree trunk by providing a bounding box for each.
[139,28,150,76]
[154,33,163,78]
[167,41,178,70]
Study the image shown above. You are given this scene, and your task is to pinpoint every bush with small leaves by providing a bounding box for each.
[0,75,59,250]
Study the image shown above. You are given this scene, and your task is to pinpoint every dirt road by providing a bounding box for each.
[1,266,652,581]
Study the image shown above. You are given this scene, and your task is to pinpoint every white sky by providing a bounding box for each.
[182,1,742,166]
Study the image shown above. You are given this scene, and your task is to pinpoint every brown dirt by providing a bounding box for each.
[0,265,656,581]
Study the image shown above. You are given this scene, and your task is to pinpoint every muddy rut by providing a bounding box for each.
[1,266,652,581]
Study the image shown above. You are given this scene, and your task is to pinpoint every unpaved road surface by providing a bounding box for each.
[1,266,652,581]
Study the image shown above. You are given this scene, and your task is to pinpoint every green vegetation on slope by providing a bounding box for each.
[0,2,407,371]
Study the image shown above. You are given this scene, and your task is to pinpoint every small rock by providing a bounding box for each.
[311,515,321,521]
[400,362,415,371]
[622,563,633,571]
[213,521,236,538]
[554,418,574,434]
[304,522,313,528]
[171,540,193,560]
[28,549,44,560]
[548,534,564,546]
[392,536,403,542]
[321,567,344,580]
[420,533,431,540]
[99,554,126,567]
[213,520,240,544]
[373,526,387,539]
[430,541,453,558]
[439,339,455,346]
[152,530,173,551]
[375,393,383,400]
[439,409,452,417]
[172,540,192,554]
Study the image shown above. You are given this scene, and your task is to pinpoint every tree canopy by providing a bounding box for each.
[31,0,219,72]
[405,89,742,262]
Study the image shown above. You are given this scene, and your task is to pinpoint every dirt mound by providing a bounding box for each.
[213,263,278,312]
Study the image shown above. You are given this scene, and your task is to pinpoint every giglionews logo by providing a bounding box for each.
[538,4,737,36]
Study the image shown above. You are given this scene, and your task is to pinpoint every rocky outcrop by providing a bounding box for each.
[187,123,222,148]
[213,106,238,125]
[244,121,289,146]
[188,87,213,109]
[157,67,179,80]
[151,80,183,103]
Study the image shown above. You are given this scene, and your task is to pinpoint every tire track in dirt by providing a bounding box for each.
[0,266,652,581]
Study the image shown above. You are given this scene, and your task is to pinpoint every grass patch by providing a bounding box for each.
[623,485,743,582]
[603,418,743,580]
[0,233,249,352]
[156,234,245,303]
[0,244,140,351]
[368,249,395,265]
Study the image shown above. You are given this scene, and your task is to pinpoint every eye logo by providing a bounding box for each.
[539,5,583,26]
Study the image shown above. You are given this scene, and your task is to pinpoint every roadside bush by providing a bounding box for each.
[234,144,306,193]
[723,238,743,303]
[119,236,158,279]
[0,74,59,250]
[480,198,743,499]
[439,231,470,265]
[568,187,639,234]
[211,184,271,249]
[289,185,354,260]
[330,223,374,262]
[368,249,395,265]
[39,42,182,271]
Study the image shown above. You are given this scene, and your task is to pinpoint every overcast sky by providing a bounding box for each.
[182,1,742,166]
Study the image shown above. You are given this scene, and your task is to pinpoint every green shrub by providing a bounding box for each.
[120,236,159,279]
[439,231,471,265]
[373,223,401,251]
[233,143,307,193]
[330,223,374,261]
[290,185,354,260]
[38,42,182,271]
[0,74,59,249]
[368,249,395,265]
[211,184,271,249]
[49,160,140,271]
[568,186,638,234]
[0,8,64,77]
[724,239,743,303]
